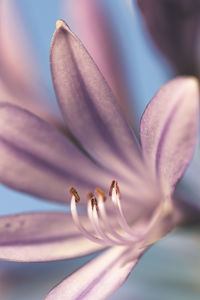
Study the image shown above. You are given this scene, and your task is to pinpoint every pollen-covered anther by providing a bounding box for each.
[95,188,107,202]
[87,192,98,210]
[69,186,80,203]
[109,180,121,199]
[69,179,170,248]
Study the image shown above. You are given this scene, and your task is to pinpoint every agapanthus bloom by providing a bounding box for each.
[0,18,199,299]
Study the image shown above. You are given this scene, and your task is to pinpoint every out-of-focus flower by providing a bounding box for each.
[0,18,199,299]
[0,0,62,127]
[137,0,200,78]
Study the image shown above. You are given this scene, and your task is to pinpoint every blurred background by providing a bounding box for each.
[0,0,200,299]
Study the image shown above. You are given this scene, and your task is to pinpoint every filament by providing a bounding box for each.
[69,181,171,247]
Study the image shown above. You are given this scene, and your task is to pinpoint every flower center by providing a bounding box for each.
[69,180,172,247]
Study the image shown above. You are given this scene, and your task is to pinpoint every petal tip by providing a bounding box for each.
[55,19,76,38]
[187,76,199,89]
[173,76,199,102]
[181,76,199,89]
[185,76,199,104]
[56,19,66,29]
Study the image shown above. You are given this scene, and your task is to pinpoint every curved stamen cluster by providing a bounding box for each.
[69,180,171,247]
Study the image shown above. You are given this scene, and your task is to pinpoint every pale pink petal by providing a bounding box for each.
[50,20,142,178]
[0,212,103,262]
[0,103,119,203]
[140,77,199,195]
[0,0,60,123]
[64,0,135,124]
[45,246,144,300]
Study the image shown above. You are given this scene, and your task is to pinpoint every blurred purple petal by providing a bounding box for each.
[50,20,142,178]
[0,0,61,125]
[140,77,199,195]
[0,103,118,203]
[45,246,143,300]
[137,0,200,77]
[0,212,104,262]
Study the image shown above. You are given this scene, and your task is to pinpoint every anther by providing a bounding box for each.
[87,192,98,210]
[109,180,121,199]
[69,187,80,203]
[109,180,115,196]
[95,188,106,202]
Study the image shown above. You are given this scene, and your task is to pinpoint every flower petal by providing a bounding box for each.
[45,246,144,300]
[50,20,142,177]
[65,0,136,125]
[0,103,117,203]
[140,77,199,195]
[0,212,103,262]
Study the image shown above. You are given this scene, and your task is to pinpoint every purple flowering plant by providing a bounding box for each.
[0,1,200,299]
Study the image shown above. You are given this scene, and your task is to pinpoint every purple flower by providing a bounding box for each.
[0,18,199,299]
[137,0,200,77]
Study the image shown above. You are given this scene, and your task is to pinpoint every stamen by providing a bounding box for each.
[95,188,106,202]
[96,190,139,245]
[69,181,169,248]
[109,180,121,199]
[110,181,172,244]
[87,193,125,246]
[110,180,140,239]
[87,192,98,211]
[69,188,107,245]
[109,180,115,197]
[69,187,80,203]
